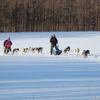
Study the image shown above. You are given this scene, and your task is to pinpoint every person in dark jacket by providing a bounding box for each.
[4,39,8,54]
[3,38,12,54]
[50,34,58,55]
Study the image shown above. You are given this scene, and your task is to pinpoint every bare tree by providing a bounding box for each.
[0,0,100,32]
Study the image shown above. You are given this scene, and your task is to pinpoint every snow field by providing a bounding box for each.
[0,32,100,100]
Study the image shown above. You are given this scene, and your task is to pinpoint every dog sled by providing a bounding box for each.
[52,45,62,55]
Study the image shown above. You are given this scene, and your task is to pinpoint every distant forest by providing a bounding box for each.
[0,0,100,32]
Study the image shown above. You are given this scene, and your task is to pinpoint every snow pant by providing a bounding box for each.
[4,46,11,54]
[4,47,7,54]
[50,45,54,55]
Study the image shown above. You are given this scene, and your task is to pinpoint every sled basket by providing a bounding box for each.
[52,45,62,55]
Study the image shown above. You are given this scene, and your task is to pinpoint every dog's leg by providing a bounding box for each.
[15,51,17,55]
[67,51,69,56]
[41,49,43,54]
[32,50,34,54]
[38,50,39,54]
[13,50,14,55]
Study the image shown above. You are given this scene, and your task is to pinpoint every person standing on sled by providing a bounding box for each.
[50,34,58,55]
[4,38,12,54]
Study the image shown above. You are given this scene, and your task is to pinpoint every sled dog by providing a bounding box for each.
[13,48,19,54]
[79,50,90,58]
[83,50,90,58]
[31,47,43,54]
[73,48,80,54]
[64,46,70,55]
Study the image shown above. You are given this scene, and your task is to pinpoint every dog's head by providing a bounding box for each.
[31,48,35,51]
[13,48,19,51]
[38,47,43,50]
[67,46,70,49]
[86,50,90,55]
[35,48,39,50]
[64,46,70,53]
[16,48,19,51]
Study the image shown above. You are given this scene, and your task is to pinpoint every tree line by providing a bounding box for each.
[0,0,100,32]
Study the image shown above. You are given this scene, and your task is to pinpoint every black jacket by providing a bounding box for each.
[50,36,58,46]
[3,40,8,47]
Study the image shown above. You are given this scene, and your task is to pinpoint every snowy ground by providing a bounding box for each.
[0,32,100,100]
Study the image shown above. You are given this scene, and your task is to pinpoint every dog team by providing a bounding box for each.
[3,38,43,55]
[50,34,90,58]
[64,46,90,58]
[13,47,43,55]
[3,35,90,58]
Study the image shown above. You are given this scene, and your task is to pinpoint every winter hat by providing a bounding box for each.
[8,38,10,40]
[52,34,55,37]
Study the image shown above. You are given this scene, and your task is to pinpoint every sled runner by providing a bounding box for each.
[52,45,62,55]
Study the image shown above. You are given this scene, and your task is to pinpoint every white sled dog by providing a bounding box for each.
[73,48,80,54]
[21,48,29,54]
